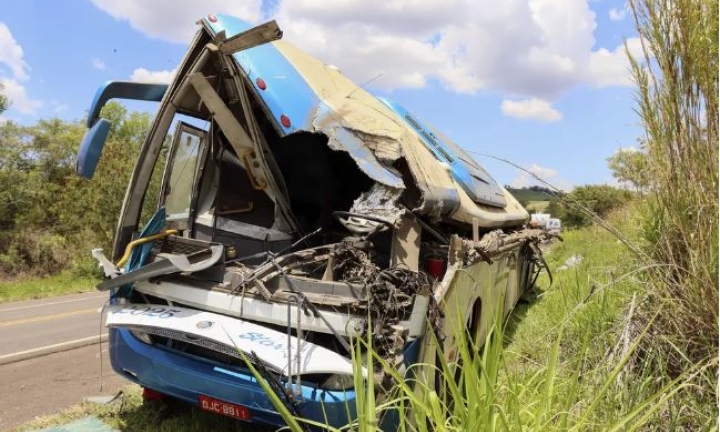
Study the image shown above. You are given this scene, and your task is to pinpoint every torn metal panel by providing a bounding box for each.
[348,184,405,226]
[448,228,552,267]
[201,16,527,229]
[189,73,264,185]
[272,40,508,223]
[312,102,404,189]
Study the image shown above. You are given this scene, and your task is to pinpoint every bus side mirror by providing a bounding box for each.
[76,118,111,179]
[77,81,167,179]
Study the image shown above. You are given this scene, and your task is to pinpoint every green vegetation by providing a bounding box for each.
[0,272,95,303]
[0,103,152,292]
[627,0,718,415]
[0,82,8,115]
[606,145,651,193]
[547,184,633,229]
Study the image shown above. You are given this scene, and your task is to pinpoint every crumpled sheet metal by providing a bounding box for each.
[275,41,459,217]
[312,102,404,189]
[273,40,527,227]
[349,183,405,227]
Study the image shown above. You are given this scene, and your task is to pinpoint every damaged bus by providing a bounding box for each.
[77,14,549,428]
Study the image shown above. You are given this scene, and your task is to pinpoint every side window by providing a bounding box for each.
[162,122,207,227]
[137,134,170,228]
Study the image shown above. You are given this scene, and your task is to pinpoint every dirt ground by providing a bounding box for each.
[0,344,125,432]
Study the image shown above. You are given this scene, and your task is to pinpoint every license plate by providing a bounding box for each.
[198,395,251,421]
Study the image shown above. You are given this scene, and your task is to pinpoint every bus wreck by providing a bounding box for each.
[78,14,549,428]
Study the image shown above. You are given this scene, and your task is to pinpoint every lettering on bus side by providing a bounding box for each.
[237,331,312,356]
[238,331,285,351]
[116,305,181,319]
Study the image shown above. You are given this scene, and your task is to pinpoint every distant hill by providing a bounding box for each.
[505,186,559,202]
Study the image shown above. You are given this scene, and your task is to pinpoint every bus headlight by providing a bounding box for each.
[130,330,153,344]
[321,374,355,390]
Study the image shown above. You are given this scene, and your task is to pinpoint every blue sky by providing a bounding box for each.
[0,0,642,189]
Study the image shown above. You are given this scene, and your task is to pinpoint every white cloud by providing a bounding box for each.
[585,37,642,87]
[92,58,107,70]
[0,78,42,114]
[88,0,262,43]
[130,67,177,84]
[0,23,42,116]
[0,22,29,80]
[608,7,628,21]
[88,0,640,106]
[511,163,572,191]
[272,0,637,99]
[501,98,562,121]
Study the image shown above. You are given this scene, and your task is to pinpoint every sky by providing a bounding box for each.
[0,0,642,190]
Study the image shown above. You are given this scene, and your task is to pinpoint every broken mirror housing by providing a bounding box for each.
[76,82,168,179]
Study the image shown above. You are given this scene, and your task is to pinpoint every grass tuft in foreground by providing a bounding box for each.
[628,0,718,421]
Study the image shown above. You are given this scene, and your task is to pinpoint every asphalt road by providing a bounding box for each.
[0,292,126,431]
[0,292,108,358]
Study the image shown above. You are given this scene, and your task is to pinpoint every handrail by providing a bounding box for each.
[115,229,179,268]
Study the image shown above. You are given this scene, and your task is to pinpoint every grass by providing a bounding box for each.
[0,272,96,303]
[627,0,718,419]
[630,0,718,352]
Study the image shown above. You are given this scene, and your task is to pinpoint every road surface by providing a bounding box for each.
[0,292,109,358]
[0,292,126,431]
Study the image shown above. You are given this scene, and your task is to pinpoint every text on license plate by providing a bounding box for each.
[198,395,251,421]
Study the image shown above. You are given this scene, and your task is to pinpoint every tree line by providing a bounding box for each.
[0,103,151,277]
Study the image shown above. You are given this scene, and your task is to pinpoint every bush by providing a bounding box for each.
[553,185,633,228]
[0,103,149,279]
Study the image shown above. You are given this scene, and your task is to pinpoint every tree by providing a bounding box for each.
[606,144,651,192]
[0,102,151,276]
[553,185,633,228]
[0,82,8,115]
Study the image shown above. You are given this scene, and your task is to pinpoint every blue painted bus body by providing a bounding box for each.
[110,324,421,428]
[110,327,365,427]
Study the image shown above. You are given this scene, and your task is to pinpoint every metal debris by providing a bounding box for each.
[348,184,405,228]
[331,239,378,281]
[449,228,554,266]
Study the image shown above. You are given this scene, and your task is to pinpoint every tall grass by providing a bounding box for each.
[628,0,718,401]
